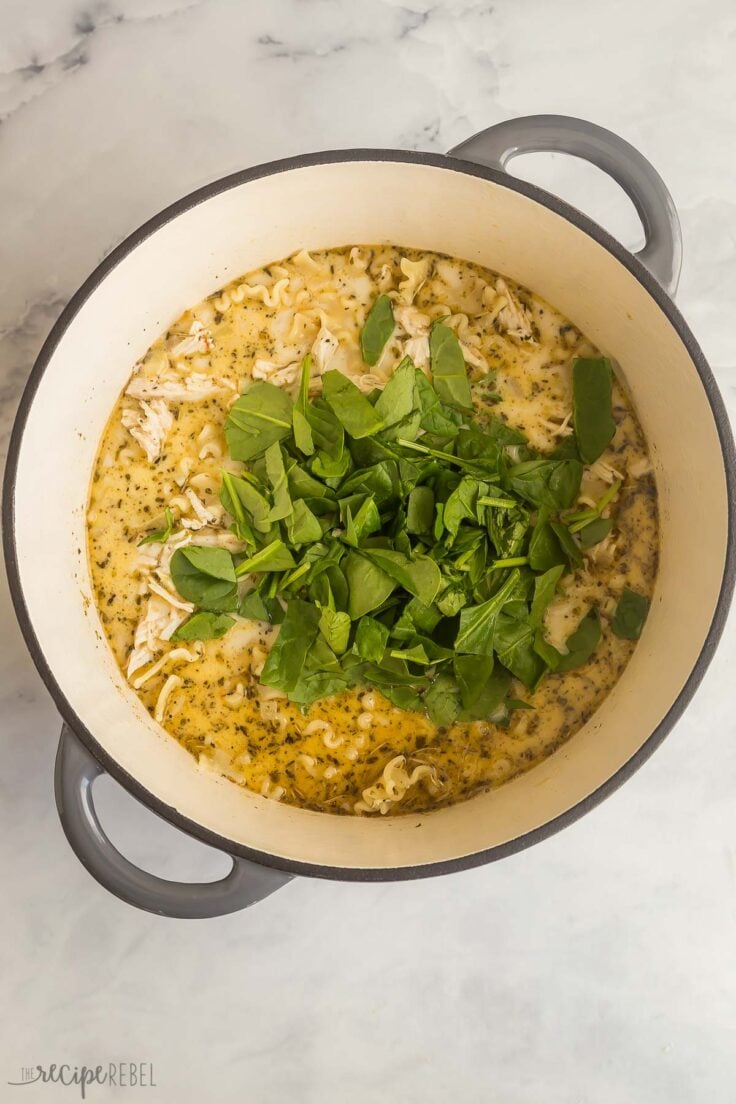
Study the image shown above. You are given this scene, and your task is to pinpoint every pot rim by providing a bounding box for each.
[4,148,735,881]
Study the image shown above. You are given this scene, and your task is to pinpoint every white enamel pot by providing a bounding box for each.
[4,116,735,917]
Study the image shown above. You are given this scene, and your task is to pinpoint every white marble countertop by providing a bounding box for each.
[1,1,735,1101]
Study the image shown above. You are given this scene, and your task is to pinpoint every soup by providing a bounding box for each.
[87,245,658,815]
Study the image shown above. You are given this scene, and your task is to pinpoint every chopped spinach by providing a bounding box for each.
[168,334,636,720]
[611,587,649,640]
[322,370,384,439]
[172,611,235,641]
[224,381,293,461]
[360,294,395,366]
[170,547,238,612]
[573,357,616,464]
[555,611,602,671]
[429,322,472,410]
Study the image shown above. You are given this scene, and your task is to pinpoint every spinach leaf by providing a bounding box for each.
[389,642,432,666]
[344,551,397,618]
[264,442,292,522]
[138,507,175,546]
[494,615,546,689]
[527,509,566,572]
[174,546,235,582]
[549,520,583,569]
[310,564,349,613]
[238,590,284,623]
[380,685,425,711]
[555,611,601,671]
[611,587,649,640]
[374,357,417,427]
[287,464,334,505]
[429,321,472,410]
[318,607,351,654]
[359,655,424,689]
[406,485,435,535]
[322,370,384,439]
[423,672,461,726]
[225,381,293,461]
[170,547,238,611]
[304,397,345,457]
[573,357,616,464]
[361,548,442,606]
[436,582,467,616]
[260,600,321,693]
[234,539,296,576]
[577,516,614,549]
[530,565,565,626]
[533,630,563,671]
[455,569,521,656]
[312,449,352,482]
[354,616,390,663]
[293,355,315,455]
[474,414,527,447]
[171,611,234,642]
[360,294,394,366]
[443,475,481,539]
[551,434,581,461]
[391,598,442,639]
[220,470,272,535]
[414,369,461,438]
[456,423,505,468]
[340,460,398,505]
[454,654,494,710]
[293,410,314,456]
[345,496,381,547]
[459,667,512,722]
[289,671,352,707]
[286,499,323,546]
[506,459,583,510]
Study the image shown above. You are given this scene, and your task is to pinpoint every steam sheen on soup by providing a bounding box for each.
[87,246,658,816]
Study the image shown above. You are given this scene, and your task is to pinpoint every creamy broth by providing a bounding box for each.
[87,245,658,815]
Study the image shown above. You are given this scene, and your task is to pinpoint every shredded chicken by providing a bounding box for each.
[121,399,173,463]
[127,591,194,678]
[403,335,430,370]
[252,358,300,387]
[542,594,588,655]
[148,577,193,611]
[482,277,535,342]
[459,341,489,373]
[126,371,234,403]
[311,325,339,373]
[587,531,618,567]
[193,529,247,552]
[169,320,213,358]
[178,487,223,531]
[394,305,430,337]
[588,458,625,485]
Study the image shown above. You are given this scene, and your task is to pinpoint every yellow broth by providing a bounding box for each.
[87,245,658,815]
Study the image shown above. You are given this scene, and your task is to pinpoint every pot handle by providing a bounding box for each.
[54,724,293,918]
[448,114,682,297]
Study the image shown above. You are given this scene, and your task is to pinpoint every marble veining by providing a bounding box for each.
[1,1,735,1101]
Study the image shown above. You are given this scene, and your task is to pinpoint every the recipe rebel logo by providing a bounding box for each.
[7,1063,157,1098]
